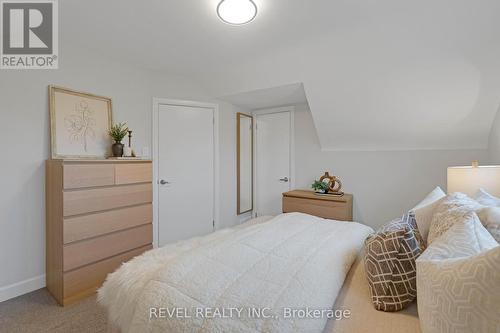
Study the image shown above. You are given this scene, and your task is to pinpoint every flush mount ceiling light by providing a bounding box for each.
[217,0,258,25]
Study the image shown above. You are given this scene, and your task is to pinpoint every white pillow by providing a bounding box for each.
[476,207,500,243]
[475,188,500,207]
[417,214,500,333]
[427,193,484,244]
[411,187,446,242]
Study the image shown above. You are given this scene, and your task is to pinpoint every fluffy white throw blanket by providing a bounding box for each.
[98,213,373,333]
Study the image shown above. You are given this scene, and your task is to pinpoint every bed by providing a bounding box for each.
[99,213,385,333]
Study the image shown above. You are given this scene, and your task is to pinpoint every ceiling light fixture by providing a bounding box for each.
[217,0,258,25]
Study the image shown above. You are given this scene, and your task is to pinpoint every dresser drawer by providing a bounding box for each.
[283,196,351,221]
[63,164,115,189]
[63,224,152,271]
[63,183,152,216]
[63,245,152,304]
[115,163,152,185]
[46,159,154,306]
[63,204,153,244]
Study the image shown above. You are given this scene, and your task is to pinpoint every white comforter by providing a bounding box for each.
[98,213,373,333]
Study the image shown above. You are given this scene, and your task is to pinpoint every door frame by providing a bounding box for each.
[253,106,295,217]
[152,98,220,248]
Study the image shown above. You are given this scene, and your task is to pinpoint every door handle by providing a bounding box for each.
[159,179,171,185]
[279,177,289,182]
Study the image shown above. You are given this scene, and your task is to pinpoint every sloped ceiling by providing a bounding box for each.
[219,83,307,110]
[62,0,500,150]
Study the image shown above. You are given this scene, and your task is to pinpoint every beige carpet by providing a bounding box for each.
[0,288,107,333]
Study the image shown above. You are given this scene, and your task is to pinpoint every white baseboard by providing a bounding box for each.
[0,275,46,303]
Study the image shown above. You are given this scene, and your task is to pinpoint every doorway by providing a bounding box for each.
[153,99,219,247]
[254,107,295,216]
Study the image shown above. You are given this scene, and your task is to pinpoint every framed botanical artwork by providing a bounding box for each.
[49,85,113,159]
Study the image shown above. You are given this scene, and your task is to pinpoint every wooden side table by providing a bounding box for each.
[282,190,353,221]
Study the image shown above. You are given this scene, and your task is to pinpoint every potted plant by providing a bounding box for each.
[108,122,129,157]
[311,179,330,194]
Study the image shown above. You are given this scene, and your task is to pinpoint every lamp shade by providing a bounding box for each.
[447,165,500,197]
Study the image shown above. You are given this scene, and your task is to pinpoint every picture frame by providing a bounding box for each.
[49,85,113,159]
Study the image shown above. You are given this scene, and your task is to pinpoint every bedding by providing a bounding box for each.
[364,212,424,312]
[98,213,373,333]
[466,189,500,242]
[427,193,484,244]
[476,207,500,243]
[411,187,446,242]
[474,188,500,206]
[99,217,271,332]
[417,212,500,333]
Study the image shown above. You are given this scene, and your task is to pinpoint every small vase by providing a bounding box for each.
[112,142,124,157]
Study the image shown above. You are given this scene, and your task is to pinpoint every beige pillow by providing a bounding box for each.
[476,207,500,243]
[475,188,500,207]
[417,213,500,333]
[411,186,446,242]
[427,193,484,244]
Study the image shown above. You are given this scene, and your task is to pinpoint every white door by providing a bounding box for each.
[157,104,214,246]
[255,111,292,216]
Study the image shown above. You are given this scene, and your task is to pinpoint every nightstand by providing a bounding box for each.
[282,190,353,221]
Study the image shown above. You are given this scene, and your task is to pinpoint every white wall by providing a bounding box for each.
[488,105,500,164]
[0,50,242,301]
[293,104,489,229]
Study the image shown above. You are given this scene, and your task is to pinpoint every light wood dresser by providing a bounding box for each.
[46,159,153,305]
[282,190,353,221]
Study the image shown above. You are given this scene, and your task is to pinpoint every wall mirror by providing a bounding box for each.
[237,113,253,214]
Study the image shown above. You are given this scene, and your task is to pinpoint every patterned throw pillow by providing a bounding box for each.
[364,213,425,312]
[417,213,500,333]
[427,193,484,244]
